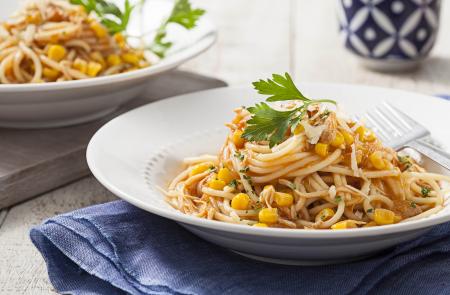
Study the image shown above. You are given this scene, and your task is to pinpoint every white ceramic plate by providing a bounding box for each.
[0,0,216,128]
[87,84,450,265]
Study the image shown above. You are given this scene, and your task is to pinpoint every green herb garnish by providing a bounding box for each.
[398,155,412,170]
[421,187,431,197]
[243,73,336,147]
[71,0,205,57]
[151,0,205,57]
[229,179,238,189]
[320,110,330,119]
[242,174,253,185]
[70,0,133,34]
[367,208,374,213]
[410,202,417,208]
[239,167,249,173]
[209,166,217,173]
[335,196,342,203]
[234,151,244,161]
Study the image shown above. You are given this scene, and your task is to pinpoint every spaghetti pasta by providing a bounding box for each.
[0,0,150,84]
[162,79,450,230]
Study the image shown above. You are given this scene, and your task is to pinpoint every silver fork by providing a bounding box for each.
[357,102,450,170]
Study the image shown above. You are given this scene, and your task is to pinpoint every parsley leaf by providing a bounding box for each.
[367,208,374,213]
[243,102,297,148]
[70,0,133,34]
[253,73,308,102]
[335,196,342,203]
[151,0,205,57]
[421,187,431,197]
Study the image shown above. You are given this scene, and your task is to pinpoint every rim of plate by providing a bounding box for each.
[87,84,450,239]
[0,19,216,92]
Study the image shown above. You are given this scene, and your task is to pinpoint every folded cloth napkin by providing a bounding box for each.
[31,200,450,295]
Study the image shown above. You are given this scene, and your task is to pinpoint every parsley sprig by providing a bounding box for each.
[71,0,205,57]
[151,0,205,57]
[70,0,133,34]
[242,73,336,147]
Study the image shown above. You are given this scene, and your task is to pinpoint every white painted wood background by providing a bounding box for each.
[1,1,450,293]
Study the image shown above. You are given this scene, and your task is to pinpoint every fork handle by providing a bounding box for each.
[406,140,450,171]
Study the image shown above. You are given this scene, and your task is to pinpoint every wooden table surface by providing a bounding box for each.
[1,1,450,294]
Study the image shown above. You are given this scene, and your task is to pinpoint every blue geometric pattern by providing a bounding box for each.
[338,0,441,60]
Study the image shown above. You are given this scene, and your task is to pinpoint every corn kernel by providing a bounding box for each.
[113,33,125,44]
[331,131,345,147]
[107,54,121,66]
[369,151,386,170]
[274,192,293,207]
[364,131,377,142]
[232,130,245,148]
[42,67,60,80]
[231,193,250,210]
[363,221,378,227]
[87,61,102,77]
[373,208,395,225]
[356,126,365,140]
[189,162,213,176]
[315,208,335,222]
[342,131,354,145]
[217,167,234,184]
[208,179,226,191]
[72,58,87,74]
[293,124,304,135]
[258,208,278,224]
[315,143,329,157]
[122,53,140,66]
[264,185,274,191]
[47,45,66,61]
[90,21,107,38]
[331,220,358,230]
[90,51,106,68]
[253,223,268,227]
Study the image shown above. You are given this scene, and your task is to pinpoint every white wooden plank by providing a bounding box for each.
[294,0,450,94]
[181,0,292,85]
[0,177,116,295]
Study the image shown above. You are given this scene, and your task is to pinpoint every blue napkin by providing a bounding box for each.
[31,200,450,295]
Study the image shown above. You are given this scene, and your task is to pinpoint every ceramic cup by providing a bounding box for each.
[337,0,441,72]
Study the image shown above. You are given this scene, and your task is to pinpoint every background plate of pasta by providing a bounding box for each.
[0,0,215,128]
[87,75,450,265]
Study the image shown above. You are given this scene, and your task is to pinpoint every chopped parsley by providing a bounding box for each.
[421,187,431,197]
[234,151,244,161]
[242,174,253,185]
[319,110,330,119]
[410,202,417,208]
[398,155,412,170]
[335,196,342,203]
[367,208,374,213]
[239,167,249,173]
[228,179,238,189]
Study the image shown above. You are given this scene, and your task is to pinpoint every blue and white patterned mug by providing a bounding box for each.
[337,0,441,71]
